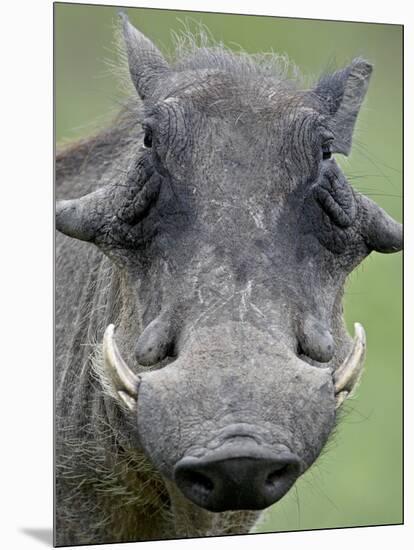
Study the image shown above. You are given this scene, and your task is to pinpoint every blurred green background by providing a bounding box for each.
[55,2,402,535]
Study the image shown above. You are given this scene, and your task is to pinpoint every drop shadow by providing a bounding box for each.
[20,528,53,546]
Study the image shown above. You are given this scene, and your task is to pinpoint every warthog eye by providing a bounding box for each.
[322,141,332,160]
[143,124,153,149]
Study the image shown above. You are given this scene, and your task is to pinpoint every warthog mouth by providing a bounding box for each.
[101,322,366,412]
[97,321,367,512]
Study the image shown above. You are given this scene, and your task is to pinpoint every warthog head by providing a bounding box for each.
[56,14,402,512]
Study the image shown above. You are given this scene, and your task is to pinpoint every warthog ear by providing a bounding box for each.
[119,11,171,100]
[314,58,373,155]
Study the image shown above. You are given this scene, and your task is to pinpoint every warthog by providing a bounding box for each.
[55,12,402,546]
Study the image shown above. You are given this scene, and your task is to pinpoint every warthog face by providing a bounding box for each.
[56,14,402,512]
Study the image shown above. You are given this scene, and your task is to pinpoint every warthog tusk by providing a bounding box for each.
[334,323,366,409]
[117,390,138,411]
[103,324,140,407]
[335,391,349,409]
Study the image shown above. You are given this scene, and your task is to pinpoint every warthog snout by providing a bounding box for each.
[174,441,301,512]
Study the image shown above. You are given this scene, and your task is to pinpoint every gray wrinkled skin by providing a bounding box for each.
[55,15,402,546]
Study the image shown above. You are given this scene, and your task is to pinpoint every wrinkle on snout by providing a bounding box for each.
[182,421,293,460]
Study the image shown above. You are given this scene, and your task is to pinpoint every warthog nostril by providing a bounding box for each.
[265,464,289,486]
[174,443,301,512]
[180,469,215,498]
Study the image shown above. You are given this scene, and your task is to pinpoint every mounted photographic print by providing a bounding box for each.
[55,2,403,546]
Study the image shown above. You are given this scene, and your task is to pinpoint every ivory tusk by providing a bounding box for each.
[103,324,140,398]
[334,322,366,400]
[118,390,137,411]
